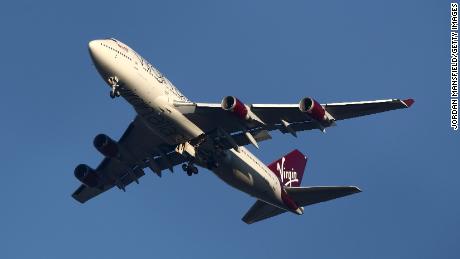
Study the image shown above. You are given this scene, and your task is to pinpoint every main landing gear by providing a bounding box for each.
[182,163,198,176]
[108,76,121,99]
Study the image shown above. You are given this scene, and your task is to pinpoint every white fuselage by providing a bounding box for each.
[88,38,300,214]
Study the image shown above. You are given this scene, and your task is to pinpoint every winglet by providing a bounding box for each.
[402,98,415,108]
[349,186,362,193]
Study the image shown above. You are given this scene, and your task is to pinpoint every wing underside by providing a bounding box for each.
[73,97,412,203]
[177,98,414,137]
[72,116,187,203]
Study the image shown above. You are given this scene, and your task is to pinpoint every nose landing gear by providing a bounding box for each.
[110,88,121,99]
[182,163,198,176]
[108,76,121,99]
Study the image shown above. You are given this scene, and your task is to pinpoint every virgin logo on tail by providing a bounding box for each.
[267,149,307,188]
[276,157,298,187]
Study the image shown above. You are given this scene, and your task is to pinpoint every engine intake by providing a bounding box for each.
[93,134,119,158]
[74,164,101,188]
[221,96,265,125]
[221,96,248,120]
[299,97,328,123]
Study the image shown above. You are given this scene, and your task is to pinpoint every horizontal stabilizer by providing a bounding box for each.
[241,186,361,224]
[286,186,361,207]
[242,200,286,224]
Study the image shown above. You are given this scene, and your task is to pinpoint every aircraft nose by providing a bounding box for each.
[88,40,98,59]
[88,40,102,63]
[88,40,97,52]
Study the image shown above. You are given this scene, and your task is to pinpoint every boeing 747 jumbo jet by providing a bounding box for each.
[72,38,414,224]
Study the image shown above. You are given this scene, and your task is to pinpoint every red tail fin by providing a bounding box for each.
[267,149,307,187]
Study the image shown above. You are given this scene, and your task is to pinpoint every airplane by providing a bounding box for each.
[72,38,414,224]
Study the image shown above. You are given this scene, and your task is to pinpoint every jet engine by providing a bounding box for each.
[221,96,248,119]
[299,97,329,123]
[221,96,264,124]
[74,164,101,188]
[93,134,119,158]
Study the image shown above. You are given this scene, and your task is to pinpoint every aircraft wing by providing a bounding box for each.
[72,116,187,203]
[176,98,414,138]
[322,98,414,120]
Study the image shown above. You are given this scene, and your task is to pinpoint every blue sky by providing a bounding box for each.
[0,1,456,258]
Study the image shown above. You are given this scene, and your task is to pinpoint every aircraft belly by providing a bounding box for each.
[101,50,204,146]
[120,78,203,145]
[212,149,280,205]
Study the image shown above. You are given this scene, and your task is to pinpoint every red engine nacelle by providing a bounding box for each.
[221,96,248,120]
[93,134,119,158]
[299,97,328,123]
[74,164,101,188]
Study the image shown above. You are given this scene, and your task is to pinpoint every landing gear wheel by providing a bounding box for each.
[110,88,121,99]
[108,76,121,99]
[183,163,198,176]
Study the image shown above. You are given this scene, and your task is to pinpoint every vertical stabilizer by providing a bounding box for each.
[267,149,307,187]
